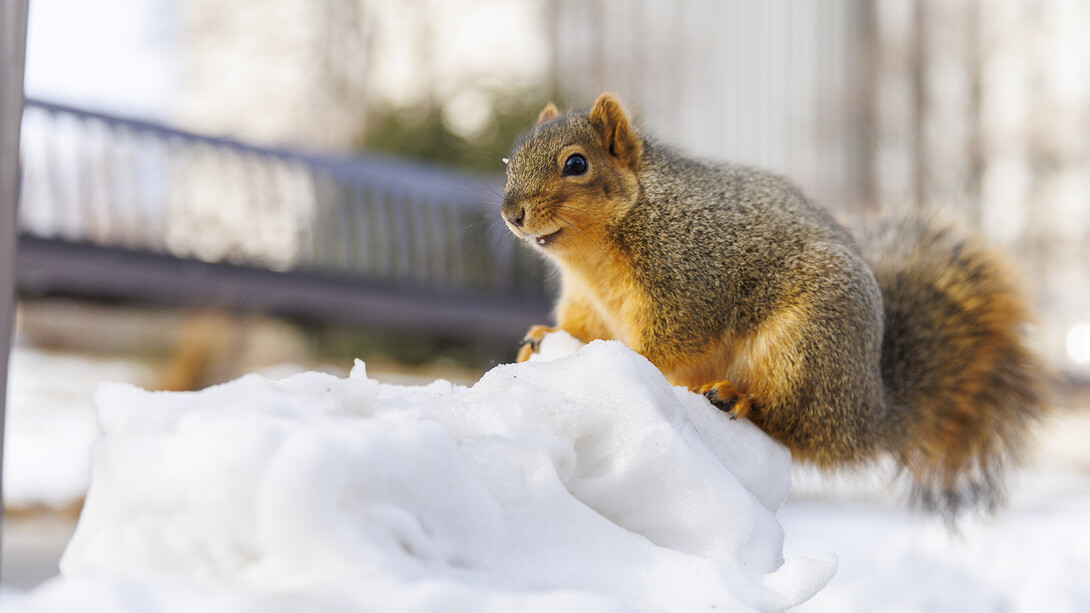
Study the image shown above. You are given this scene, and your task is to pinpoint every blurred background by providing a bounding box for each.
[5,0,1090,599]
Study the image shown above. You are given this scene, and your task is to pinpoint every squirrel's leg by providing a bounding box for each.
[692,380,754,421]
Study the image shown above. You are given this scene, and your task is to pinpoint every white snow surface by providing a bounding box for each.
[2,334,835,612]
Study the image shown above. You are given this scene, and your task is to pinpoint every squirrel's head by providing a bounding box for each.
[502,93,642,256]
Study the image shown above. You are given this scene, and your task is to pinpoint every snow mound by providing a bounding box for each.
[6,335,835,612]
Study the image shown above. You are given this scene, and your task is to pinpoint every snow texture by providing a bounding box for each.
[780,495,1090,613]
[2,334,835,612]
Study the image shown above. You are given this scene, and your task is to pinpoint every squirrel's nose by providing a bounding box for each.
[505,207,525,228]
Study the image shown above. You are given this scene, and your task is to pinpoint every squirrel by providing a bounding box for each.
[501,93,1046,520]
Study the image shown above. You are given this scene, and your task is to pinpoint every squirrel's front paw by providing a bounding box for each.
[517,325,559,362]
[693,380,753,420]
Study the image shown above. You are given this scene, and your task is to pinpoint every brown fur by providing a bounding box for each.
[862,214,1046,516]
[503,94,1047,520]
[537,102,560,125]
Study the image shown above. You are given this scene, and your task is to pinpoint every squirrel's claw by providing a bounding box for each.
[518,336,539,351]
[516,325,559,362]
[696,381,752,421]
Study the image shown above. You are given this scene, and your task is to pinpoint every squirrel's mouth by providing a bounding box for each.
[533,229,562,248]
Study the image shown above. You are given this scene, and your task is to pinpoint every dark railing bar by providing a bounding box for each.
[372,189,391,277]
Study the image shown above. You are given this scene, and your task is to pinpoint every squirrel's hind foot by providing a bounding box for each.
[694,380,753,420]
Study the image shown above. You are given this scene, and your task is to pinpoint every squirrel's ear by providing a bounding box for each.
[588,93,641,169]
[536,102,560,125]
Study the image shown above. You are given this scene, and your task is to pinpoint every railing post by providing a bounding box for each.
[1,0,31,584]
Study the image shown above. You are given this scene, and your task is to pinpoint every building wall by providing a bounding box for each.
[865,0,1090,378]
[550,0,865,210]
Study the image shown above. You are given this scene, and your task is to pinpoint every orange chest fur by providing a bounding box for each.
[555,241,648,347]
[554,240,804,399]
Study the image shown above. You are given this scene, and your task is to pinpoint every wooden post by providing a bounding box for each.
[1,0,31,582]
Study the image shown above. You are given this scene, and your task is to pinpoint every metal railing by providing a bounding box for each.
[17,99,548,302]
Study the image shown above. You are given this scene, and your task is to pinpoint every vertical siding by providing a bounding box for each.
[551,0,863,209]
[869,0,1090,378]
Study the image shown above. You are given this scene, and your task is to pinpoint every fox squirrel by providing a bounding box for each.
[502,93,1046,519]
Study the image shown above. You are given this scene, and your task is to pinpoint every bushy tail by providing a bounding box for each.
[862,212,1047,520]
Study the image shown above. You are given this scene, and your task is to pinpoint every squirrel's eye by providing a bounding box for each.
[562,153,588,177]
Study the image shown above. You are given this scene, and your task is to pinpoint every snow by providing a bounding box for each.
[3,348,153,509]
[0,334,835,612]
[781,416,1090,612]
[5,334,1090,611]
[780,494,1090,613]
